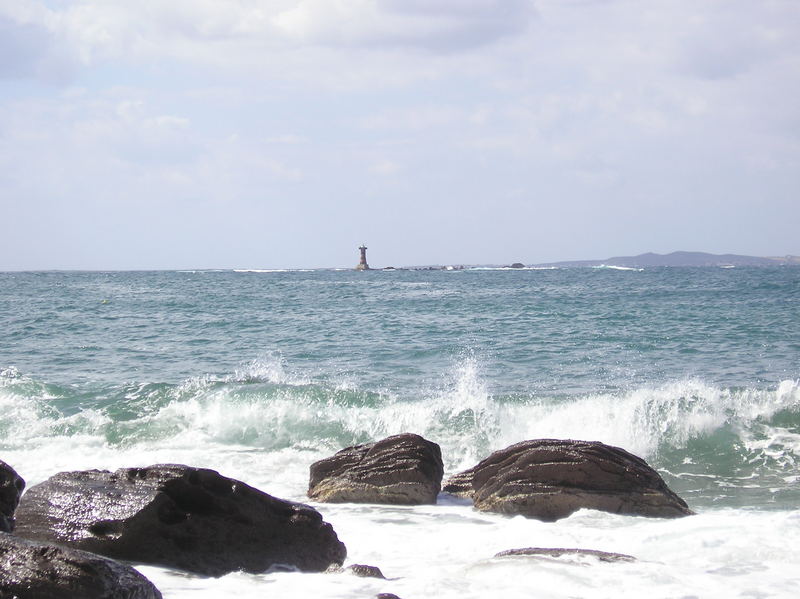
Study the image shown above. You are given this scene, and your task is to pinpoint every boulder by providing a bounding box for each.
[494,547,636,563]
[13,464,346,577]
[308,433,443,505]
[442,439,693,521]
[0,532,162,599]
[0,459,25,532]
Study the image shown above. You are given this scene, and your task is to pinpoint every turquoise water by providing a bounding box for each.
[2,267,799,598]
[4,267,797,387]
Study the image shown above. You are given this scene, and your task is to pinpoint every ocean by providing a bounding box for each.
[1,266,798,598]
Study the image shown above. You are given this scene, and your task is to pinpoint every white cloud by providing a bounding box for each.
[1,0,799,268]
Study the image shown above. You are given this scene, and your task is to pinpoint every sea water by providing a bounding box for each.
[1,267,798,598]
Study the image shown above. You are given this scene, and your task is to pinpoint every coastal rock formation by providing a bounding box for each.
[308,433,444,504]
[494,547,636,563]
[0,532,162,599]
[14,464,346,577]
[0,459,25,532]
[442,439,693,521]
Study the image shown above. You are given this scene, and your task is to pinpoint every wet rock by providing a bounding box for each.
[0,532,162,599]
[376,594,402,599]
[0,459,25,533]
[345,564,387,579]
[14,464,346,577]
[442,439,693,521]
[495,547,636,563]
[308,433,444,505]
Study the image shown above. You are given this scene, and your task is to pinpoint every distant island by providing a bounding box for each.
[530,251,800,269]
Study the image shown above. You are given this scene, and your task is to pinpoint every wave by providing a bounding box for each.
[233,269,317,273]
[592,264,645,271]
[467,267,560,271]
[2,361,798,502]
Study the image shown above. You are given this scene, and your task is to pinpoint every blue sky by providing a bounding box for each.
[2,0,799,269]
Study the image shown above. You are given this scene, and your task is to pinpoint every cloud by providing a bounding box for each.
[0,14,77,82]
[1,0,534,79]
[2,0,799,268]
[272,0,534,52]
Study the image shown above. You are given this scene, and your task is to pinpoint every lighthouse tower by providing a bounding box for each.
[355,245,370,271]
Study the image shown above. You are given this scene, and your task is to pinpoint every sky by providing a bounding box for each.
[1,0,799,270]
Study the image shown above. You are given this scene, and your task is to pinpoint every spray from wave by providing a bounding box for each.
[2,359,798,503]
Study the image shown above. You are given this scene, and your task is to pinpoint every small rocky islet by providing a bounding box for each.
[1,434,691,598]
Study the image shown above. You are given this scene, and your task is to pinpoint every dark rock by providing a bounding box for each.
[308,433,444,505]
[376,595,402,599]
[495,547,636,562]
[0,459,25,533]
[442,439,693,521]
[509,263,525,269]
[0,532,162,599]
[344,564,386,579]
[14,464,346,577]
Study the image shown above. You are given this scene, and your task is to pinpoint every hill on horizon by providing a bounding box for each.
[531,251,800,268]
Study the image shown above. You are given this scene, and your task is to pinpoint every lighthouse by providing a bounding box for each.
[355,245,370,271]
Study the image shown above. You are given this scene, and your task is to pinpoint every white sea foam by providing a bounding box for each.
[135,504,800,599]
[3,365,800,599]
[5,361,798,480]
[592,264,645,271]
[233,269,317,273]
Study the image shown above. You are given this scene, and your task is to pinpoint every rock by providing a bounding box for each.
[0,459,25,533]
[442,439,693,521]
[0,532,162,599]
[494,547,636,563]
[327,563,387,578]
[509,263,526,269]
[345,564,387,579]
[376,595,402,599]
[308,433,444,505]
[14,464,346,577]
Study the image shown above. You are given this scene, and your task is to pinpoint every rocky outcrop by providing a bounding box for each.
[442,439,693,521]
[0,532,162,599]
[0,459,25,533]
[308,433,444,505]
[14,464,346,577]
[495,547,636,562]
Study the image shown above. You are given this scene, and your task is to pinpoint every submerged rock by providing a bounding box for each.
[0,459,25,533]
[442,439,693,521]
[0,532,162,599]
[308,433,444,505]
[14,464,346,577]
[495,547,636,563]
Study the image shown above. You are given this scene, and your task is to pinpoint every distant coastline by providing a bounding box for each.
[529,251,800,269]
[398,251,800,271]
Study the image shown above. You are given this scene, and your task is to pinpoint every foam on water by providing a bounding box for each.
[3,359,798,499]
[132,503,800,599]
[593,264,645,271]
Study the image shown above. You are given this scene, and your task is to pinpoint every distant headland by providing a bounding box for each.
[528,251,800,269]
